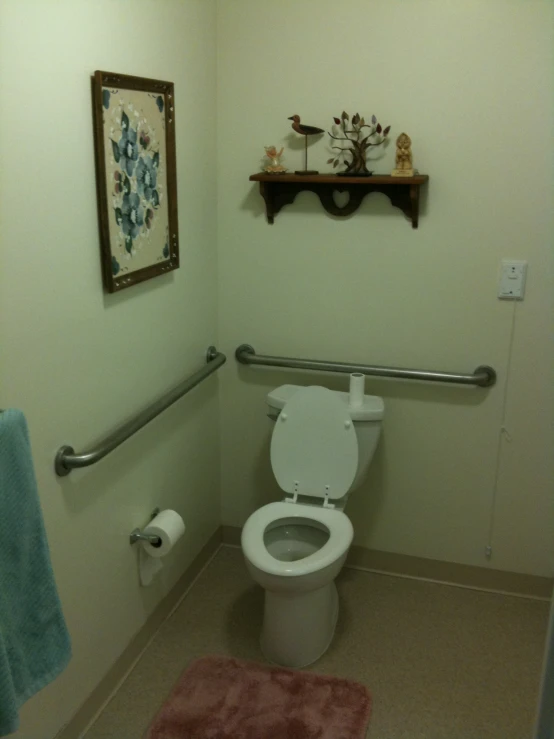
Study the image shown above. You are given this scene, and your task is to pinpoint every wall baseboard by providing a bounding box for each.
[346,545,553,600]
[56,528,222,739]
[222,525,553,599]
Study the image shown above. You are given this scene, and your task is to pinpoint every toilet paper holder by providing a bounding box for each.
[130,508,162,547]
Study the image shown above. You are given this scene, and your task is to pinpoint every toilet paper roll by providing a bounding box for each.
[141,509,186,559]
[349,373,365,408]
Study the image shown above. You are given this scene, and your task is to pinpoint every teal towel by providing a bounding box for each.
[0,410,71,736]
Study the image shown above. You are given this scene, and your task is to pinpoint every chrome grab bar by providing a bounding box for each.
[235,344,496,388]
[55,346,226,476]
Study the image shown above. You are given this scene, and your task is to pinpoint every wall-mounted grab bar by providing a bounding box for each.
[235,344,496,388]
[55,346,226,476]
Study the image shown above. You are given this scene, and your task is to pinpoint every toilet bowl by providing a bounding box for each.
[241,383,384,668]
[242,501,353,667]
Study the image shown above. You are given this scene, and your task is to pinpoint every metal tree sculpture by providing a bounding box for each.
[328,111,391,175]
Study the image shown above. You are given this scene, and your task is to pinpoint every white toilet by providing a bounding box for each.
[241,383,384,668]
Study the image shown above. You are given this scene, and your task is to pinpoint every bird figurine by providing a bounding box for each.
[288,114,324,175]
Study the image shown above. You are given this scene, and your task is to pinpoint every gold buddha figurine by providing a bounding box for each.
[391,133,415,177]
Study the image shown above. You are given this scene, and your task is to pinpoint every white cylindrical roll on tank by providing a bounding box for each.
[349,373,365,408]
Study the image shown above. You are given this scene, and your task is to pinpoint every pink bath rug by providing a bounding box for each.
[145,655,372,739]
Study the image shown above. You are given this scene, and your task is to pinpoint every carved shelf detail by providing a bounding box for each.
[249,173,429,228]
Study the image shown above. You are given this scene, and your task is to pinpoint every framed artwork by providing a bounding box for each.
[92,71,179,292]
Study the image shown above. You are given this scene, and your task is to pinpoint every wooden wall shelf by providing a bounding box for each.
[249,173,429,228]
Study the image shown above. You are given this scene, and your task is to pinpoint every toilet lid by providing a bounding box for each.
[270,386,358,500]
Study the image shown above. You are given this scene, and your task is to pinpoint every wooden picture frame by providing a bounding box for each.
[92,71,179,292]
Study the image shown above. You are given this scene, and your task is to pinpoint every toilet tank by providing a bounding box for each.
[266,384,384,493]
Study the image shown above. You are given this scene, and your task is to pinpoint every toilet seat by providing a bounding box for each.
[270,386,358,503]
[241,501,354,577]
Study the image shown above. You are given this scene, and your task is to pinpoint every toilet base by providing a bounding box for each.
[260,581,339,668]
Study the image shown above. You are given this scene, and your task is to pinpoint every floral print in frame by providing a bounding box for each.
[92,71,179,292]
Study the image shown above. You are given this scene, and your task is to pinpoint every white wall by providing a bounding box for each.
[217,0,554,576]
[0,1,218,737]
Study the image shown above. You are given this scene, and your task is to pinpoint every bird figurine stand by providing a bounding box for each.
[288,114,324,175]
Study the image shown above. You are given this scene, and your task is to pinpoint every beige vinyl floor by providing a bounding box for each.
[84,546,550,739]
